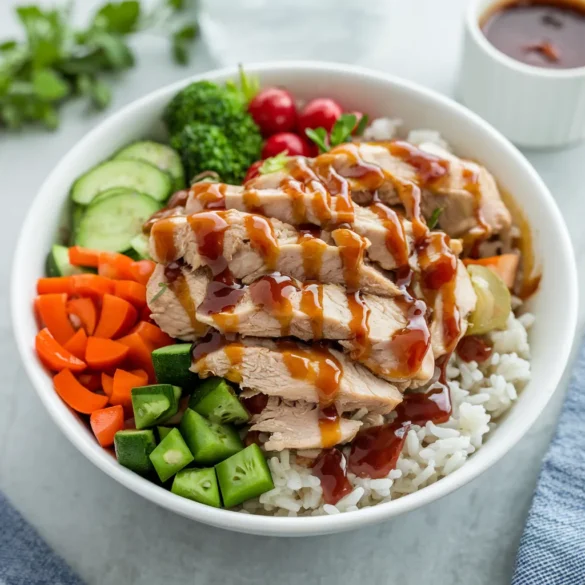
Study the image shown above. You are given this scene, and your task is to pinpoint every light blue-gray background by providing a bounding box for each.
[1,1,584,583]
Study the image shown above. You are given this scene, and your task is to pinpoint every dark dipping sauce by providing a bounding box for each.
[482,0,585,69]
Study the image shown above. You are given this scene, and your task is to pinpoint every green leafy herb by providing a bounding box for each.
[428,207,443,230]
[225,64,260,104]
[259,151,291,175]
[329,113,357,147]
[151,282,169,303]
[305,127,329,153]
[354,113,369,137]
[0,0,199,132]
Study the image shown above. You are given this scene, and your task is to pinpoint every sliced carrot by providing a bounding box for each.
[463,254,520,289]
[63,328,88,361]
[66,297,98,335]
[69,246,100,267]
[110,368,148,414]
[53,369,108,414]
[131,321,174,349]
[129,369,149,386]
[37,277,73,295]
[114,280,147,308]
[36,294,76,345]
[85,337,129,370]
[94,294,138,339]
[36,328,87,373]
[78,372,102,392]
[101,372,114,397]
[71,274,114,298]
[90,405,124,447]
[98,252,134,281]
[117,332,156,382]
[128,260,156,285]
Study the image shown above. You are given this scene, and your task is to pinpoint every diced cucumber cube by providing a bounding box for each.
[114,429,156,475]
[131,384,180,429]
[149,428,194,483]
[180,409,243,466]
[171,468,221,508]
[152,344,196,389]
[157,426,172,441]
[215,444,274,508]
[189,377,249,425]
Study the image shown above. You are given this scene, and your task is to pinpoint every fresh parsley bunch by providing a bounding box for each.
[0,0,198,131]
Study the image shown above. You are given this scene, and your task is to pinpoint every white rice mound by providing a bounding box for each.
[238,120,534,517]
[240,311,533,517]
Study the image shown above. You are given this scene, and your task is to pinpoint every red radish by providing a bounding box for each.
[298,98,343,134]
[244,161,263,182]
[261,132,312,159]
[248,88,297,136]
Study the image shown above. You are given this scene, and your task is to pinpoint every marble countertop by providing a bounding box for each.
[1,1,584,583]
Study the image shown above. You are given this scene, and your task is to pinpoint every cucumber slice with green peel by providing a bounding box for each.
[114,429,156,475]
[180,409,243,466]
[215,444,274,508]
[71,159,173,205]
[172,468,221,507]
[152,344,196,389]
[189,378,249,425]
[90,186,136,206]
[129,233,151,260]
[131,384,180,429]
[114,141,185,191]
[74,191,161,252]
[157,426,172,441]
[46,244,86,277]
[149,428,194,482]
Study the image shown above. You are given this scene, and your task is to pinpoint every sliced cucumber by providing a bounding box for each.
[114,141,185,191]
[91,187,136,206]
[71,159,173,205]
[71,204,85,244]
[46,244,85,277]
[172,468,221,507]
[74,191,161,252]
[129,233,151,260]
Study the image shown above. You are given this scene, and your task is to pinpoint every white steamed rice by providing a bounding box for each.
[238,120,534,516]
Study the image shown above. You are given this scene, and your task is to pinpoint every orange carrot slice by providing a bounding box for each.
[36,328,87,373]
[78,372,102,392]
[90,405,124,447]
[66,297,98,335]
[37,277,74,295]
[130,369,149,386]
[131,321,174,349]
[63,328,88,361]
[85,337,129,370]
[101,372,114,397]
[71,274,114,298]
[117,332,156,382]
[36,293,76,345]
[110,368,148,414]
[128,260,156,285]
[113,280,147,308]
[68,246,100,267]
[54,369,108,414]
[463,254,520,289]
[98,252,134,281]
[93,294,138,339]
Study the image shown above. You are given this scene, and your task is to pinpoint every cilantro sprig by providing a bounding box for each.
[428,207,444,230]
[305,113,369,153]
[0,0,199,131]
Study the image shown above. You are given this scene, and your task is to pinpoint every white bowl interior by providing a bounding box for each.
[12,62,577,536]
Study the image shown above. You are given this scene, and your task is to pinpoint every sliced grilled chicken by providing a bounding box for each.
[250,398,362,451]
[148,209,401,296]
[191,337,404,415]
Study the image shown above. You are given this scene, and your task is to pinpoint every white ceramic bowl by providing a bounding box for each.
[12,62,578,537]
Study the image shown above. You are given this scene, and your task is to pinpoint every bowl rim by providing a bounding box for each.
[12,60,578,536]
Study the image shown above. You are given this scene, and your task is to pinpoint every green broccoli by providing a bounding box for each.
[164,80,263,184]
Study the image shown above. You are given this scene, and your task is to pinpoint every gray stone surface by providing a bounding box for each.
[0,1,583,583]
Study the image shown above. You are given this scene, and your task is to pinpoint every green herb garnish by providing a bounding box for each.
[305,127,329,153]
[305,113,368,153]
[151,282,169,303]
[259,151,291,175]
[354,114,369,137]
[0,0,198,131]
[428,207,444,230]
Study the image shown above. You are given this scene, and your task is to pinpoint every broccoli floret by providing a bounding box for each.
[170,123,244,184]
[163,81,245,136]
[164,81,263,184]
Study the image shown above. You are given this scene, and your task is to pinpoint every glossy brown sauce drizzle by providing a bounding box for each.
[333,228,367,292]
[299,283,324,340]
[189,182,227,210]
[244,214,280,271]
[312,447,353,505]
[142,189,189,234]
[249,274,298,337]
[150,216,183,263]
[369,201,409,268]
[346,291,371,360]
